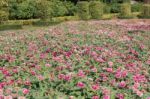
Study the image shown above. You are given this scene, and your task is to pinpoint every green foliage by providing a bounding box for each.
[63,1,78,16]
[103,4,111,14]
[51,0,68,17]
[119,3,131,18]
[36,0,52,20]
[0,0,9,23]
[0,11,9,24]
[17,0,38,19]
[32,20,60,26]
[89,1,103,19]
[110,3,121,13]
[131,3,143,12]
[0,24,22,31]
[77,1,90,20]
[140,4,150,18]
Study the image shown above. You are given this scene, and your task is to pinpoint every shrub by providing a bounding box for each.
[110,3,121,13]
[77,1,90,20]
[17,0,37,19]
[0,24,22,31]
[51,0,68,17]
[36,0,52,20]
[0,11,9,24]
[103,4,111,14]
[131,3,143,12]
[89,1,103,19]
[119,3,131,18]
[0,0,9,24]
[140,4,150,18]
[32,20,60,26]
[63,1,77,16]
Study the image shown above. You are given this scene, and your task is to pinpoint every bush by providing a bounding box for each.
[0,11,9,24]
[17,0,37,19]
[36,0,52,20]
[51,0,68,17]
[77,1,90,20]
[110,3,121,13]
[119,3,131,18]
[52,16,79,22]
[140,4,150,18]
[63,1,77,16]
[103,4,111,14]
[89,1,103,19]
[131,3,143,12]
[8,0,38,20]
[32,20,60,26]
[0,24,22,31]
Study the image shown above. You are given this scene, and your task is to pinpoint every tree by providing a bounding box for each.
[36,0,52,20]
[140,0,150,18]
[0,0,9,23]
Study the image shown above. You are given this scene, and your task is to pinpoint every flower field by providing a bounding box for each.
[0,20,150,99]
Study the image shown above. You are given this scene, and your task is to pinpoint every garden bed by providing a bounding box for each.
[0,20,150,99]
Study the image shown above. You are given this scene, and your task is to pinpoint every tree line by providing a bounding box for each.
[0,0,149,23]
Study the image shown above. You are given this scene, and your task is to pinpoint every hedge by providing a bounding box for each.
[0,24,23,31]
[119,3,131,18]
[140,4,150,18]
[77,1,90,20]
[32,20,60,26]
[89,1,103,19]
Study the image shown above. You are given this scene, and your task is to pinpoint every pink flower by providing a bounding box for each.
[24,80,31,86]
[121,70,127,77]
[58,74,65,79]
[4,95,12,99]
[118,81,126,88]
[0,89,3,95]
[146,59,150,65]
[69,96,74,99]
[108,61,113,67]
[30,70,36,75]
[105,68,113,72]
[64,51,72,57]
[146,97,150,99]
[91,84,99,91]
[22,88,29,94]
[115,72,122,78]
[77,82,85,88]
[64,74,71,81]
[45,64,51,67]
[116,93,124,99]
[91,67,97,72]
[18,96,26,99]
[102,88,110,95]
[139,43,145,49]
[132,83,140,89]
[37,75,44,80]
[136,90,143,97]
[133,74,147,82]
[102,95,110,99]
[40,53,45,59]
[92,95,99,99]
[77,70,85,77]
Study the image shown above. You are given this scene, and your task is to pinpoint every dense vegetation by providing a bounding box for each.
[0,0,149,24]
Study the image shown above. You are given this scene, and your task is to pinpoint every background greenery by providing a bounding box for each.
[0,0,149,28]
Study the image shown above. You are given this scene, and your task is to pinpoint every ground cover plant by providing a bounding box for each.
[0,20,150,99]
